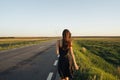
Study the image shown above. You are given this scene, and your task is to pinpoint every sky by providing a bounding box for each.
[0,0,120,37]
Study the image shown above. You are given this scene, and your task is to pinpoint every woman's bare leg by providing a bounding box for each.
[65,77,69,80]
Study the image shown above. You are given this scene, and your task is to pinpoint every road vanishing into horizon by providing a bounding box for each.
[0,40,59,80]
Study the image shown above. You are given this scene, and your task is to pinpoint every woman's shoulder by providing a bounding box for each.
[57,39,64,42]
[57,39,62,46]
[69,40,73,47]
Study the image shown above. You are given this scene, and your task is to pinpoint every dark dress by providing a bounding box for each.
[58,46,74,79]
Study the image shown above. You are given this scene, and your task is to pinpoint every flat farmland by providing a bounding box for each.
[0,37,54,51]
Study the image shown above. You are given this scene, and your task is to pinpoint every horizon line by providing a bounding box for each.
[0,36,120,38]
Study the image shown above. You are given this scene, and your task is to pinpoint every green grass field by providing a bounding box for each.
[73,38,120,80]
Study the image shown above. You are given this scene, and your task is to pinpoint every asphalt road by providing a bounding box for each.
[0,40,59,80]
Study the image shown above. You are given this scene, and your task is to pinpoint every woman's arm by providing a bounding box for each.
[70,42,79,70]
[56,40,59,55]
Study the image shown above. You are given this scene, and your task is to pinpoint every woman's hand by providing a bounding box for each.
[75,64,79,70]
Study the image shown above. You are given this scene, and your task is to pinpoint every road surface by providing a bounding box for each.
[0,40,60,80]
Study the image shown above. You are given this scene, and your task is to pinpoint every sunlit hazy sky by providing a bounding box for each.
[0,0,120,37]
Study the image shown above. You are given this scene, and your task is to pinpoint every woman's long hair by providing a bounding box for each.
[62,29,71,50]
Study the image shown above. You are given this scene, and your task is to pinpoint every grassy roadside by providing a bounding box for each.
[72,38,120,80]
[0,38,52,51]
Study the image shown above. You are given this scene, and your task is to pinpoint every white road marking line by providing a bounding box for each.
[53,60,58,66]
[47,72,53,80]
